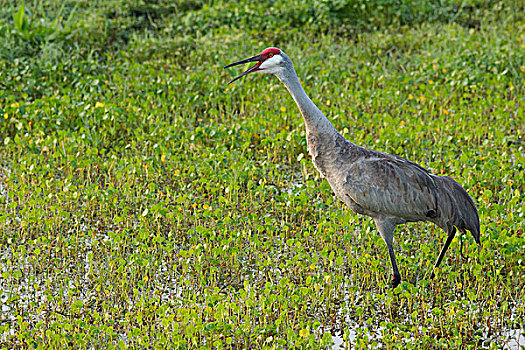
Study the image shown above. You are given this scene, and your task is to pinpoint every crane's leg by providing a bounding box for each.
[430,226,456,279]
[374,219,401,288]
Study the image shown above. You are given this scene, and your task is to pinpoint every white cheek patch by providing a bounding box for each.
[259,55,283,70]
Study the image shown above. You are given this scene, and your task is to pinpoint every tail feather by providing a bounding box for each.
[436,176,480,244]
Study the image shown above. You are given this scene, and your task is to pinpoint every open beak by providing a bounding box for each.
[224,54,263,84]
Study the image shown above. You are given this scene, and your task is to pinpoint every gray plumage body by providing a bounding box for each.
[225,48,480,287]
[308,129,480,239]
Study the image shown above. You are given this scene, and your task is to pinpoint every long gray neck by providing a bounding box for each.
[276,59,338,137]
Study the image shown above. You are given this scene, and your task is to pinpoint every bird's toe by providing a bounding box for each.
[391,274,401,288]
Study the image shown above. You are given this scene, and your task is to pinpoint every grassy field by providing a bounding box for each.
[0,0,524,348]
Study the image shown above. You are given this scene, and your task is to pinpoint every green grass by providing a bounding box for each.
[0,0,524,349]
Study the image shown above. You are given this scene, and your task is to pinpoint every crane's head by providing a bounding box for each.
[224,47,284,84]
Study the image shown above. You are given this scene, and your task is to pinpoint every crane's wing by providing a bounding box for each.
[339,152,439,221]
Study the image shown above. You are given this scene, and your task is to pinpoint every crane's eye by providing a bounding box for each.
[268,53,274,58]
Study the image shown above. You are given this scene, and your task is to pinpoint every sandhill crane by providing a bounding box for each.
[224,47,480,287]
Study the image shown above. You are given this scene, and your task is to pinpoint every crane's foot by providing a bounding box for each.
[391,273,401,289]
